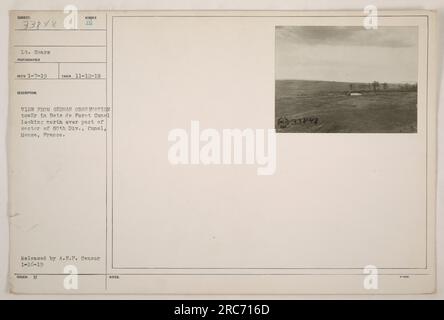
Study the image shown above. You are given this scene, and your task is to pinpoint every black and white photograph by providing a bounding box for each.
[1,5,441,302]
[275,26,418,133]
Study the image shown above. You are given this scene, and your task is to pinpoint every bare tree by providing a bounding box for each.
[372,81,380,93]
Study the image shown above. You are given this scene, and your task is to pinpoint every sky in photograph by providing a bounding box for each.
[275,26,418,83]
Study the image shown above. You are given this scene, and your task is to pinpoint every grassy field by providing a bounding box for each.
[275,80,417,133]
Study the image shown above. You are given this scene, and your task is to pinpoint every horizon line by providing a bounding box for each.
[275,79,418,84]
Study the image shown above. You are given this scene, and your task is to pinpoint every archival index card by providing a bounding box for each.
[8,10,437,294]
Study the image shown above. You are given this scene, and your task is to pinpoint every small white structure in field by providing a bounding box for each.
[349,92,363,96]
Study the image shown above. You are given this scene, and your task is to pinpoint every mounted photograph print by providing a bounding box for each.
[275,26,418,133]
[8,10,436,295]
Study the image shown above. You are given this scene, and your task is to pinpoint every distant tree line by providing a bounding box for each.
[364,81,417,93]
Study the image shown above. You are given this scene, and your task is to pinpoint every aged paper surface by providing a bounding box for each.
[8,10,437,294]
